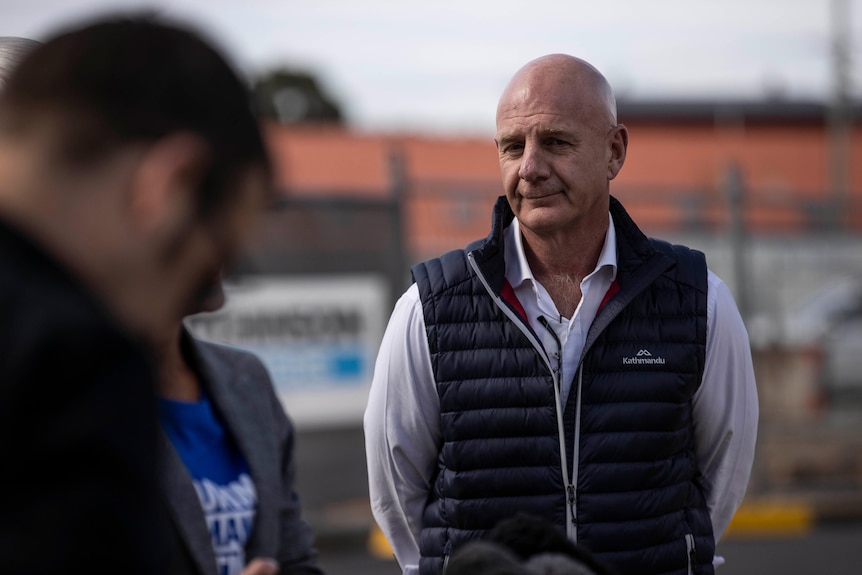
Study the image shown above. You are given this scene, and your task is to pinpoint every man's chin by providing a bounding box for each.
[186,278,226,316]
[518,210,569,234]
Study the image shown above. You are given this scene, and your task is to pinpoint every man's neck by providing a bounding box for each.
[156,327,201,402]
[519,217,609,319]
[521,221,607,283]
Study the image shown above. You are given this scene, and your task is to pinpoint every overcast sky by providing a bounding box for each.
[2,0,859,134]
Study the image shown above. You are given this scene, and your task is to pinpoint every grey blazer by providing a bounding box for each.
[159,332,323,575]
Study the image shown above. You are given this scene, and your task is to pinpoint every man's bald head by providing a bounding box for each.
[496,54,618,128]
[494,53,628,246]
[0,37,39,89]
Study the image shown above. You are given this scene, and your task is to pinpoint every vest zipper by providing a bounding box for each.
[685,533,696,575]
[569,364,585,538]
[467,252,577,541]
[539,315,578,539]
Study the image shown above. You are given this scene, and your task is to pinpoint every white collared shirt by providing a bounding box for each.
[364,215,758,575]
[504,216,617,406]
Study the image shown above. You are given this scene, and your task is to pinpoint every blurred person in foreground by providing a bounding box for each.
[487,514,616,575]
[0,16,269,574]
[445,541,528,575]
[157,275,324,575]
[365,54,758,575]
[446,534,606,575]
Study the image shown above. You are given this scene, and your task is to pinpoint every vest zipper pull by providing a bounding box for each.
[567,484,576,526]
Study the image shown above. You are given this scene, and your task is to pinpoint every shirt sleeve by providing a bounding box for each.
[694,270,759,541]
[364,284,441,575]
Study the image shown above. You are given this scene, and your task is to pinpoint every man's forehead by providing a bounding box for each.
[497,82,586,124]
[496,100,592,133]
[496,117,571,138]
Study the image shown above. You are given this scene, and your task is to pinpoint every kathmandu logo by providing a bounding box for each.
[622,348,666,365]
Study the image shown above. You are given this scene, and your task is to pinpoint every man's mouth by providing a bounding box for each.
[520,190,559,201]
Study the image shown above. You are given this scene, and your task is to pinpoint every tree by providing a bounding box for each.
[253,68,344,124]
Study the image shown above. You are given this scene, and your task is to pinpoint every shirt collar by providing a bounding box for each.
[504,212,618,289]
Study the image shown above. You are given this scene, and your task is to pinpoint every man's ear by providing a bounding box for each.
[127,132,210,236]
[607,123,628,180]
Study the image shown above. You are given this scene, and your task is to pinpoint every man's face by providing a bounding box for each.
[495,70,618,239]
[187,270,227,316]
[175,167,268,318]
[0,101,269,346]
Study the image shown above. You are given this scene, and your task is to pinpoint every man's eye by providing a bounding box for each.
[503,143,524,153]
[547,138,568,146]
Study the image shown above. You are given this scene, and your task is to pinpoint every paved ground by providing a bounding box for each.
[317,544,400,575]
[718,523,860,575]
[311,523,862,575]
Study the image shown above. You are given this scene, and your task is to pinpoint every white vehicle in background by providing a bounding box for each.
[784,280,862,409]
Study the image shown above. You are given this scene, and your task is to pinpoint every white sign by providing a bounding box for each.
[187,275,388,430]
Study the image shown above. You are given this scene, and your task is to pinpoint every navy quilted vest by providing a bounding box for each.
[412,196,713,575]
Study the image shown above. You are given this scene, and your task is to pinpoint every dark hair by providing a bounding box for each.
[0,15,269,216]
[488,514,618,575]
[446,541,529,575]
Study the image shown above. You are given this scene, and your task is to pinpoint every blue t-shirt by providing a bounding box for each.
[160,391,256,575]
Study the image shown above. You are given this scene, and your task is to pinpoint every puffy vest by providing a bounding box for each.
[412,196,714,575]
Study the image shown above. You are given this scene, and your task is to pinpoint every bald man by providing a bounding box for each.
[365,54,758,575]
[0,37,39,89]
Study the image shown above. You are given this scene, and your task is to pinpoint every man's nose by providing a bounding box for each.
[517,142,550,182]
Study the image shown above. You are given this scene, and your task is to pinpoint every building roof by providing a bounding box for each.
[262,100,862,242]
[617,99,862,125]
